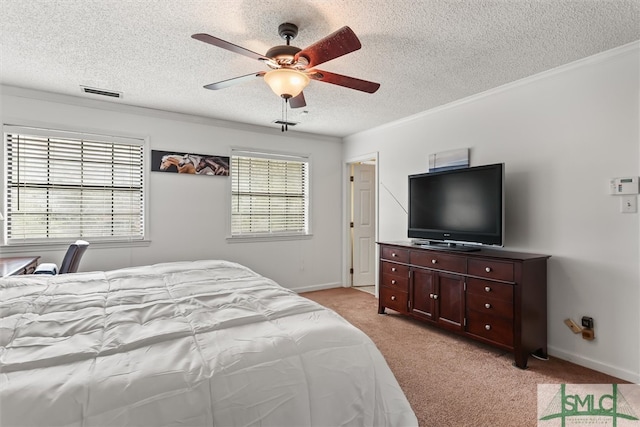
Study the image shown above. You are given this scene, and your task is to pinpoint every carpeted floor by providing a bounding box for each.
[301,287,625,427]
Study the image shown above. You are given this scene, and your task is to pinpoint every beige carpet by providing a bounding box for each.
[301,287,625,427]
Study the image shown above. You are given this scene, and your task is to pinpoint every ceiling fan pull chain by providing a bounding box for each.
[278,97,291,132]
[280,97,290,132]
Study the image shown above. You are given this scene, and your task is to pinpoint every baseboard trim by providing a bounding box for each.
[292,282,345,294]
[548,345,639,383]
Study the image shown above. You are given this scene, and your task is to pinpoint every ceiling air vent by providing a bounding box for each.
[80,86,122,98]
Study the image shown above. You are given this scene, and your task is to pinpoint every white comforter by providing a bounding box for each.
[0,260,417,427]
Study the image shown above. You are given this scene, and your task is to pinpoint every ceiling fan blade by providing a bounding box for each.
[295,26,361,68]
[289,92,306,108]
[204,72,266,90]
[309,70,380,93]
[192,33,270,61]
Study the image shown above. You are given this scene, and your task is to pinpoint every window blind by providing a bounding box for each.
[4,128,145,243]
[231,151,309,236]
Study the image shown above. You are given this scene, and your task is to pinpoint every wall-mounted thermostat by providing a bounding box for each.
[609,177,639,195]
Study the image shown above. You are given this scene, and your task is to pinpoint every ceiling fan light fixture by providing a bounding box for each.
[264,68,310,99]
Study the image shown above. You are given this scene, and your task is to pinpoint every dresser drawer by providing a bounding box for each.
[381,261,409,278]
[380,273,409,292]
[410,251,466,274]
[466,311,513,347]
[468,259,514,282]
[466,278,513,302]
[466,293,513,319]
[381,246,410,263]
[379,286,408,314]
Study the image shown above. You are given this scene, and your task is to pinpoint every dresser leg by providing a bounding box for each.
[514,351,528,369]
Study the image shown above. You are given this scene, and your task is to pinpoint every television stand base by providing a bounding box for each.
[415,241,481,252]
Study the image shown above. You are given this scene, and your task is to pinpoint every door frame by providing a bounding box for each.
[343,152,379,296]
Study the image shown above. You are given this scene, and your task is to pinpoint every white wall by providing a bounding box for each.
[0,88,344,292]
[343,42,640,383]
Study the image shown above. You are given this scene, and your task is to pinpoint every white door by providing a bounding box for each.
[352,163,376,286]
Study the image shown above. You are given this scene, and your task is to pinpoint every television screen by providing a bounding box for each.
[408,163,504,248]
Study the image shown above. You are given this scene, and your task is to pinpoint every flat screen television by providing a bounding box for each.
[408,163,504,250]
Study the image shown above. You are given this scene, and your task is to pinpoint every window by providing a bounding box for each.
[231,149,309,238]
[3,126,145,244]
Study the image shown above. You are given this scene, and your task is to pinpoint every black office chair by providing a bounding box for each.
[34,240,90,275]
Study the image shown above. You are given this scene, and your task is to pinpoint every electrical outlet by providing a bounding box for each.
[564,318,582,334]
[581,316,594,329]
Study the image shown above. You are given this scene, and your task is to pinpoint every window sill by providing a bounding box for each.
[0,240,151,255]
[226,234,312,243]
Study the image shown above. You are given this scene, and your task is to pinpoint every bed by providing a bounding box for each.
[0,260,417,426]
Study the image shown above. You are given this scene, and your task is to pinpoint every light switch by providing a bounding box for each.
[621,196,637,213]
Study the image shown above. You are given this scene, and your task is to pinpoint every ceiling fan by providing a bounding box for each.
[191,23,380,113]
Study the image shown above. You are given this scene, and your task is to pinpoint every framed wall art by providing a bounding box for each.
[151,150,229,176]
[428,148,469,172]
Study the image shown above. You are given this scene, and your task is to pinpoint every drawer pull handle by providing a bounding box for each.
[485,267,492,273]
[429,293,434,299]
[484,286,491,292]
[431,259,437,264]
[391,295,397,301]
[485,303,491,309]
[391,267,397,272]
[392,253,397,257]
[485,324,491,331]
[433,294,438,300]
[391,279,396,285]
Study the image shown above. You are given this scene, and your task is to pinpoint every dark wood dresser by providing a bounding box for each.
[1,256,40,277]
[378,241,549,369]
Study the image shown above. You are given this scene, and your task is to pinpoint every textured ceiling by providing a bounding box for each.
[1,0,639,137]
